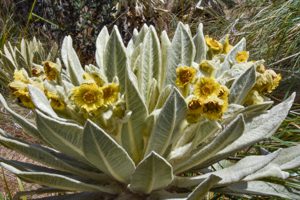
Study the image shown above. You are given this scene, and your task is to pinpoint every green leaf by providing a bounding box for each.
[103,26,127,92]
[28,85,58,118]
[61,36,84,86]
[229,65,256,104]
[218,181,300,199]
[203,93,295,167]
[193,23,207,63]
[137,26,161,100]
[121,66,148,163]
[1,163,119,194]
[165,22,195,86]
[187,175,221,200]
[133,24,149,47]
[145,88,187,156]
[0,94,41,139]
[129,152,173,194]
[174,115,245,174]
[192,120,221,148]
[83,120,135,183]
[95,26,109,72]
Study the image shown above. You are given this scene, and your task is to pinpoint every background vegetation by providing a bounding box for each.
[0,0,299,199]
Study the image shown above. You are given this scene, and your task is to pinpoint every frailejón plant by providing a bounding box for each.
[0,23,299,199]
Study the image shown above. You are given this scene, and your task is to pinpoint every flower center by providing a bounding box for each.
[83,91,97,103]
[188,99,201,110]
[180,70,193,83]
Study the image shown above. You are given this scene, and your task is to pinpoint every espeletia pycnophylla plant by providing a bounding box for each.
[0,22,299,200]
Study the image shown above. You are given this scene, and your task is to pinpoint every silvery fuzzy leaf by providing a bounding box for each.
[61,36,84,86]
[31,192,115,200]
[133,24,149,47]
[145,88,187,156]
[187,175,221,200]
[0,94,41,139]
[137,26,161,100]
[193,23,207,63]
[225,38,246,65]
[192,120,221,148]
[103,26,127,92]
[83,120,135,183]
[218,62,255,84]
[168,142,193,162]
[174,150,280,188]
[160,31,171,89]
[229,65,256,104]
[130,43,142,72]
[95,26,109,72]
[0,163,119,194]
[218,181,300,199]
[165,22,195,86]
[202,93,295,167]
[28,85,58,119]
[35,110,87,163]
[244,144,300,181]
[122,66,148,163]
[147,78,160,113]
[174,115,245,174]
[155,85,173,109]
[0,129,103,180]
[129,152,173,194]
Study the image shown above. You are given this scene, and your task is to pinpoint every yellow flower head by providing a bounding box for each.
[101,83,120,105]
[31,67,43,77]
[43,61,59,81]
[46,91,66,111]
[256,64,266,73]
[205,35,223,52]
[236,51,249,63]
[194,77,220,98]
[71,83,104,113]
[255,69,281,94]
[223,34,233,54]
[244,90,264,105]
[83,72,105,86]
[8,81,34,108]
[19,93,35,109]
[202,95,225,120]
[199,60,215,77]
[13,69,30,83]
[176,66,197,88]
[187,97,203,114]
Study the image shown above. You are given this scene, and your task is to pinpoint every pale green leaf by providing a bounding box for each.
[193,23,207,63]
[0,94,41,139]
[187,175,221,200]
[95,26,109,71]
[1,163,119,194]
[129,151,173,194]
[103,26,127,92]
[174,115,245,174]
[229,65,256,104]
[165,22,195,86]
[83,120,135,183]
[121,66,148,163]
[225,38,246,65]
[160,31,171,89]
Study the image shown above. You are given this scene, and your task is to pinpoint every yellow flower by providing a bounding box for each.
[205,35,223,52]
[223,34,233,54]
[187,97,203,114]
[244,90,264,105]
[43,61,59,81]
[83,72,105,86]
[202,95,225,120]
[236,51,249,63]
[71,83,104,113]
[254,69,281,94]
[256,64,266,73]
[46,92,66,111]
[217,85,229,111]
[194,77,220,98]
[199,60,215,77]
[101,83,120,105]
[13,69,30,83]
[8,81,34,108]
[175,66,197,88]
